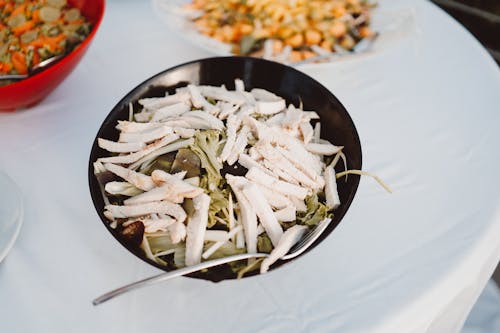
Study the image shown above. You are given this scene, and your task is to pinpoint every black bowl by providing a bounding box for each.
[88,56,362,282]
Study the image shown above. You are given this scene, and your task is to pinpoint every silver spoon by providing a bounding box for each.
[0,55,64,81]
[93,217,333,305]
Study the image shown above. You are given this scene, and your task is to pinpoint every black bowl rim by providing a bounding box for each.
[88,56,362,280]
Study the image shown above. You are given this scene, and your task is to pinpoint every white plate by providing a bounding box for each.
[152,0,417,66]
[0,170,23,263]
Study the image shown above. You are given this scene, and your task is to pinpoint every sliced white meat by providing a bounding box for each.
[200,85,246,105]
[104,181,143,196]
[237,154,274,177]
[123,178,203,205]
[259,158,299,185]
[134,110,153,122]
[119,126,173,143]
[128,137,193,170]
[255,100,286,115]
[104,163,155,191]
[250,88,280,101]
[299,121,314,144]
[141,170,202,200]
[324,165,341,209]
[260,225,308,273]
[241,183,283,247]
[138,90,191,110]
[257,224,265,235]
[182,110,224,130]
[257,143,321,189]
[273,205,297,222]
[116,121,161,133]
[247,146,261,160]
[201,225,243,259]
[275,145,323,180]
[266,112,286,126]
[302,111,320,120]
[226,125,250,165]
[234,78,245,92]
[289,196,307,212]
[185,193,211,266]
[187,84,218,115]
[141,215,176,233]
[98,134,180,165]
[216,101,239,120]
[98,138,146,153]
[173,127,196,138]
[235,210,246,249]
[281,104,303,130]
[167,221,187,244]
[184,176,200,187]
[306,142,343,155]
[228,193,236,242]
[235,104,255,117]
[240,91,256,105]
[255,183,294,210]
[158,119,192,128]
[219,115,241,162]
[172,171,188,179]
[151,102,190,122]
[104,201,187,221]
[204,230,229,242]
[245,167,309,200]
[226,175,257,253]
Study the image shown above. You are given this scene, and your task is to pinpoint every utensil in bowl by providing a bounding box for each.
[93,217,333,305]
[0,0,105,111]
[0,55,65,81]
[88,56,362,283]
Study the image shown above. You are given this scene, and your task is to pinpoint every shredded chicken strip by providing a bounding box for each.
[226,125,250,165]
[105,201,187,221]
[219,115,241,162]
[98,134,180,164]
[119,126,173,143]
[306,142,344,155]
[226,175,257,254]
[139,91,191,110]
[185,193,211,266]
[104,163,155,191]
[242,183,283,247]
[246,167,309,200]
[98,138,145,153]
[260,225,308,273]
[324,165,341,209]
[151,102,190,122]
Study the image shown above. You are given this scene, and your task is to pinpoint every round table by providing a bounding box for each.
[0,1,498,332]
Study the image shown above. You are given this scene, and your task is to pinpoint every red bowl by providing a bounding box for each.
[0,0,105,112]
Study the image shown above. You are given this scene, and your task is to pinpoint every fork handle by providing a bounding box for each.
[93,252,268,306]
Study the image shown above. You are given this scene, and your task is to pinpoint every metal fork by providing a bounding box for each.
[92,217,332,305]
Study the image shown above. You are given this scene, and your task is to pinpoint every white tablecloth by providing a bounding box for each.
[0,1,499,332]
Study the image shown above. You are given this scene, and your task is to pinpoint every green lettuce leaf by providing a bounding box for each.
[297,194,333,226]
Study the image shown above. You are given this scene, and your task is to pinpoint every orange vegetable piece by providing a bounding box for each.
[0,62,14,74]
[32,50,41,67]
[11,52,28,75]
[12,20,35,36]
[9,3,27,19]
[32,9,41,22]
